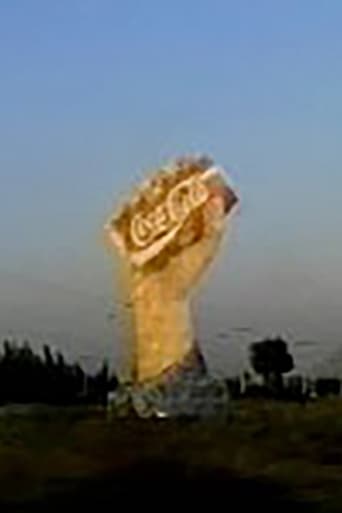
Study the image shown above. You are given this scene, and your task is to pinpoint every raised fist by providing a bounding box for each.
[104,156,238,302]
[104,156,238,383]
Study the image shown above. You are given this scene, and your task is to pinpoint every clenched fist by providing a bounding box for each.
[104,156,238,383]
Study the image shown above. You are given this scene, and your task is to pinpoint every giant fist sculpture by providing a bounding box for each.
[104,156,238,417]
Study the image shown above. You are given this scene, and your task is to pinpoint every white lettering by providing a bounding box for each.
[131,213,154,248]
[130,175,210,250]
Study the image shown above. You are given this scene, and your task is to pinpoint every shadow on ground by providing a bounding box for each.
[2,458,315,512]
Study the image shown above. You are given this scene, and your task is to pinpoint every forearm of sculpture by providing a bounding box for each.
[132,286,193,383]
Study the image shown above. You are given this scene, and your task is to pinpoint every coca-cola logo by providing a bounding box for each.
[130,175,209,248]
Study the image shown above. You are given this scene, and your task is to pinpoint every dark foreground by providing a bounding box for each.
[1,400,342,512]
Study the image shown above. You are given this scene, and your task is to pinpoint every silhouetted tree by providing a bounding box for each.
[225,377,241,399]
[249,337,294,397]
[0,339,118,407]
[87,360,111,406]
[43,344,54,367]
[316,378,341,398]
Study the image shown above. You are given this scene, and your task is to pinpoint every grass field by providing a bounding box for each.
[1,399,342,511]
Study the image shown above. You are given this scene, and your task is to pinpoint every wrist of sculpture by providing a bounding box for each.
[131,286,193,383]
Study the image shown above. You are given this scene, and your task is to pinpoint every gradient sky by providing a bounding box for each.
[1,1,341,375]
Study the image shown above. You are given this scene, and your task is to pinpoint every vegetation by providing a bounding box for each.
[0,400,341,511]
[0,336,341,511]
[0,340,118,406]
[249,336,294,395]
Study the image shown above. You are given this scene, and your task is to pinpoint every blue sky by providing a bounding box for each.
[0,1,341,374]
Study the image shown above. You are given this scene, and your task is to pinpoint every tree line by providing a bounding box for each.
[0,337,339,407]
[0,340,118,406]
[226,336,341,401]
